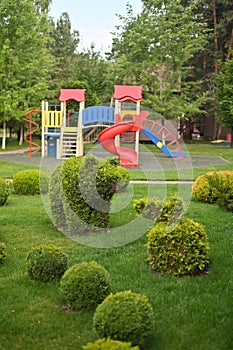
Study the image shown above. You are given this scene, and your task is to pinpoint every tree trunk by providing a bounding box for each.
[217,124,222,139]
[212,0,218,74]
[231,127,233,148]
[9,127,13,141]
[227,28,233,61]
[212,0,218,140]
[19,124,24,145]
[1,119,7,150]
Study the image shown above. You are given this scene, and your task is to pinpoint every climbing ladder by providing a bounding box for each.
[59,127,78,159]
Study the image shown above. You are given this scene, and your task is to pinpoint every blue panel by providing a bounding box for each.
[142,128,186,158]
[48,137,57,157]
[44,133,60,137]
[82,106,114,125]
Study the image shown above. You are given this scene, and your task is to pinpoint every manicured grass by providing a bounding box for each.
[0,139,30,152]
[0,180,232,349]
[130,162,233,181]
[0,139,41,151]
[0,160,39,178]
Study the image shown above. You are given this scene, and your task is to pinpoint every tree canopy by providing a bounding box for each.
[0,0,53,148]
[109,0,211,119]
[0,0,232,148]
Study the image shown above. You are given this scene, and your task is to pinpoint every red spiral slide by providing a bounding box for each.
[22,110,41,156]
[98,118,186,166]
[98,121,140,167]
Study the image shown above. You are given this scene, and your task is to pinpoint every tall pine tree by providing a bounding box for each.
[49,12,79,96]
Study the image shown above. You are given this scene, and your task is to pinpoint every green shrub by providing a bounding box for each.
[93,291,155,347]
[133,195,184,223]
[192,172,218,203]
[26,244,68,283]
[160,195,184,223]
[207,172,233,212]
[61,155,130,235]
[82,338,139,350]
[49,164,68,230]
[115,166,130,192]
[13,170,49,195]
[0,242,6,265]
[0,177,9,206]
[133,196,148,214]
[147,218,209,276]
[192,171,233,204]
[60,261,110,310]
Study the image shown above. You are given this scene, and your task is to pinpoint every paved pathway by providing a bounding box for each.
[0,149,229,171]
[0,147,32,154]
[130,180,194,184]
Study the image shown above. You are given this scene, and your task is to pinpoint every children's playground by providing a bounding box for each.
[1,84,229,170]
[20,85,188,167]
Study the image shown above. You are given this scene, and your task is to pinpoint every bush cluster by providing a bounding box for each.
[203,171,233,212]
[147,218,209,276]
[133,195,184,223]
[26,244,68,283]
[93,291,155,347]
[192,172,219,203]
[192,170,233,212]
[214,174,233,212]
[82,338,139,350]
[49,154,130,235]
[0,242,6,265]
[13,170,49,195]
[60,261,110,310]
[0,177,9,206]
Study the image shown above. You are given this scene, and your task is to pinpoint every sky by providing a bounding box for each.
[49,0,143,52]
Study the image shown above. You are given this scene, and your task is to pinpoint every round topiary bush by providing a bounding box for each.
[60,261,110,310]
[216,173,233,212]
[192,171,233,204]
[13,170,49,195]
[0,242,7,265]
[26,244,68,283]
[93,291,155,347]
[147,218,209,276]
[82,338,139,350]
[192,172,217,203]
[0,177,9,206]
[203,171,233,212]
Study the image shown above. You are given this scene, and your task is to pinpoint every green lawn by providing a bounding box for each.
[0,160,39,178]
[0,143,232,349]
[0,179,232,349]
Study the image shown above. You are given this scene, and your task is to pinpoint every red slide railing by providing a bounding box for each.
[141,119,185,160]
[22,110,41,156]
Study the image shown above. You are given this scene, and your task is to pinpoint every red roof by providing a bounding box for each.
[59,89,86,102]
[113,85,142,103]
